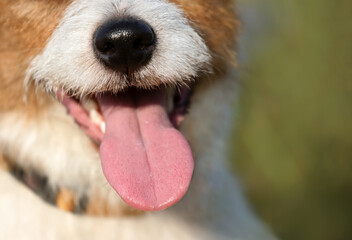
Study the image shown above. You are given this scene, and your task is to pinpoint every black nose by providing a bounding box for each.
[93,18,156,73]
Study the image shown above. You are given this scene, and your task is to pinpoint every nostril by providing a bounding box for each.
[134,35,155,51]
[97,41,115,55]
[135,30,155,47]
[93,18,156,73]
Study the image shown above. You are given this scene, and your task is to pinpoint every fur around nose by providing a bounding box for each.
[93,18,156,74]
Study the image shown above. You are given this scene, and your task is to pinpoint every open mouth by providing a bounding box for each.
[57,86,194,211]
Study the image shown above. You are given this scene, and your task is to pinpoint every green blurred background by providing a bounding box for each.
[231,0,352,239]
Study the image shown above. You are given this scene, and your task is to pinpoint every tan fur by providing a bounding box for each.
[0,150,9,171]
[85,188,143,217]
[0,0,72,113]
[56,188,76,212]
[170,0,239,69]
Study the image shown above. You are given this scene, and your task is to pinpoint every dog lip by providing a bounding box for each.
[57,90,104,144]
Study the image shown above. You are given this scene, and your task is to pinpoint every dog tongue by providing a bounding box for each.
[97,89,194,211]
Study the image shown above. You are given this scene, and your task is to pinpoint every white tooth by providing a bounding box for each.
[89,109,103,124]
[100,122,106,134]
[89,109,106,134]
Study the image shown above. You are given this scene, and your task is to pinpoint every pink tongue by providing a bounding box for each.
[97,89,194,211]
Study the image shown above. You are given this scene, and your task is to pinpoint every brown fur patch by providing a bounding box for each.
[56,188,76,212]
[169,0,239,71]
[0,0,73,114]
[0,148,10,171]
[85,189,144,217]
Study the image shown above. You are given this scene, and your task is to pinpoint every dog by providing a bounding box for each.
[0,0,275,239]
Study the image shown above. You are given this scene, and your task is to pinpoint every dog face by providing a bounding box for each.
[0,0,238,211]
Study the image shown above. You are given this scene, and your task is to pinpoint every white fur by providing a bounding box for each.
[0,103,99,189]
[0,99,130,211]
[27,0,211,97]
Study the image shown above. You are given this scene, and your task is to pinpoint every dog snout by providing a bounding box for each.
[93,18,156,74]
